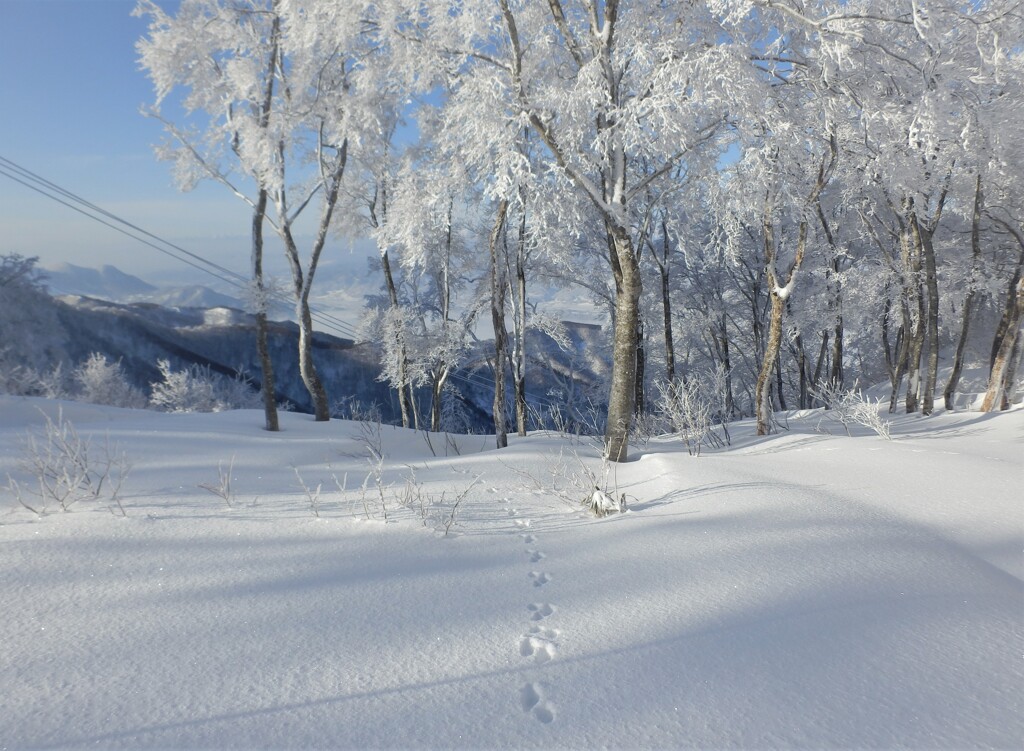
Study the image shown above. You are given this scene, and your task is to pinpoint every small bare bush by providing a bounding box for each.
[6,409,131,515]
[656,377,726,456]
[811,382,891,440]
[333,396,383,423]
[33,363,71,400]
[395,468,480,535]
[293,466,322,518]
[198,456,236,506]
[502,446,627,518]
[0,355,70,399]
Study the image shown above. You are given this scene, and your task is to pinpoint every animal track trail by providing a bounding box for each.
[512,515,559,723]
[520,683,556,724]
[529,571,552,587]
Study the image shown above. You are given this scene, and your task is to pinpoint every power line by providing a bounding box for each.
[0,155,565,409]
[0,155,360,340]
[0,162,245,286]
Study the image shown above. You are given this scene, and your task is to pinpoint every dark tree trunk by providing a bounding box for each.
[368,166,414,428]
[795,334,808,409]
[890,321,909,414]
[1002,334,1023,409]
[408,384,420,431]
[605,225,642,462]
[381,248,413,428]
[251,188,279,432]
[901,209,925,415]
[275,136,348,422]
[774,347,787,411]
[720,319,735,419]
[755,134,836,434]
[489,201,510,449]
[240,18,279,432]
[816,202,844,392]
[512,252,528,435]
[944,175,983,411]
[989,244,1024,371]
[982,277,1024,411]
[509,204,529,436]
[917,214,941,415]
[430,377,443,433]
[280,221,331,422]
[812,329,829,395]
[983,220,1024,411]
[830,317,844,389]
[905,295,925,414]
[756,209,809,434]
[634,319,646,416]
[653,217,676,385]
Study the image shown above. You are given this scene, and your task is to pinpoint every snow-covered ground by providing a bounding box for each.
[0,396,1021,749]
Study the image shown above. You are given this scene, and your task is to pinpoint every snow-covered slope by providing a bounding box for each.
[0,399,1020,749]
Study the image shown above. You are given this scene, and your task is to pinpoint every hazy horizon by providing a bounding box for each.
[0,0,362,287]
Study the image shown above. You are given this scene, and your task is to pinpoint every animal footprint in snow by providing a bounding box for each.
[520,683,556,724]
[520,635,557,663]
[508,508,518,517]
[528,603,555,621]
[528,625,560,640]
[514,519,532,529]
[521,534,536,544]
[529,571,552,587]
[526,549,546,563]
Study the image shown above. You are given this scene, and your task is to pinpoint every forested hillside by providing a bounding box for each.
[0,254,609,429]
[126,0,1024,457]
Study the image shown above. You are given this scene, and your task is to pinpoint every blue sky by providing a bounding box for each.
[0,0,297,282]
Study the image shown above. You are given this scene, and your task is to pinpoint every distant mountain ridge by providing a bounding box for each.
[42,262,157,299]
[42,262,247,311]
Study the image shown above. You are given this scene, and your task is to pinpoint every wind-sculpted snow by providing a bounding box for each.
[0,397,1020,748]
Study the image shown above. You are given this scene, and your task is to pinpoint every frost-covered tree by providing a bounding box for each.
[137,0,389,423]
[377,156,487,432]
[384,0,748,460]
[149,359,263,413]
[136,0,283,428]
[359,121,418,429]
[736,0,1024,418]
[122,0,1021,436]
[73,353,147,409]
